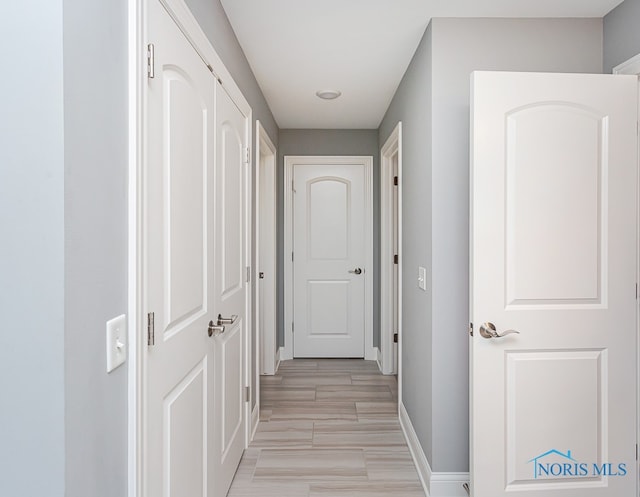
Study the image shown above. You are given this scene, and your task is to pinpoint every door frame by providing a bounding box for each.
[255,120,277,377]
[127,0,253,495]
[282,155,375,360]
[613,52,640,497]
[380,122,403,376]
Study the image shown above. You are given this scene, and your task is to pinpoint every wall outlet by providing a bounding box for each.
[106,314,127,373]
[418,266,427,291]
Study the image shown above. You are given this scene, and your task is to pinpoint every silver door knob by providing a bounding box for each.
[208,320,225,337]
[348,268,363,275]
[217,314,238,326]
[478,322,520,339]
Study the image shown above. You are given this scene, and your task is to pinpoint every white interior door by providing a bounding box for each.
[293,160,367,358]
[470,71,638,497]
[212,80,248,496]
[145,1,215,496]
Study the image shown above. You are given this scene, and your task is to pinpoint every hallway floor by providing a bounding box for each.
[228,359,425,497]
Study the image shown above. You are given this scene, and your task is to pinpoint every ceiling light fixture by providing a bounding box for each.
[316,90,342,100]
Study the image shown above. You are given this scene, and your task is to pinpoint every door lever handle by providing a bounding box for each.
[208,320,225,337]
[348,268,363,275]
[478,322,520,339]
[217,314,238,326]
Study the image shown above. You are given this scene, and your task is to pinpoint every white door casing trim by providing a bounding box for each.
[613,53,640,497]
[380,122,403,376]
[283,156,375,361]
[128,0,252,495]
[255,121,277,376]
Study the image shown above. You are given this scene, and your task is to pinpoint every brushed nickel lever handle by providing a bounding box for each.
[217,314,238,326]
[348,268,363,275]
[208,320,225,337]
[479,322,520,339]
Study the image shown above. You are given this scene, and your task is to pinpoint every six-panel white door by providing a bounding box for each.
[470,71,638,497]
[293,161,367,357]
[145,1,215,496]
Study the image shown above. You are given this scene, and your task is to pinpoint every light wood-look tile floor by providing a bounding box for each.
[228,359,425,497]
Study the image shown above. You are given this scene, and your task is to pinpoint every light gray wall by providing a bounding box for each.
[379,17,603,473]
[0,3,66,496]
[276,130,380,350]
[185,0,278,410]
[63,1,129,495]
[604,0,640,72]
[378,24,434,465]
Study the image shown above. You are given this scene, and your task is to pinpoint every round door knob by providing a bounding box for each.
[348,267,363,275]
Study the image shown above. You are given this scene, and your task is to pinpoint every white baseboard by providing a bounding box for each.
[365,345,378,361]
[251,403,259,442]
[375,347,382,372]
[399,402,469,497]
[280,345,292,361]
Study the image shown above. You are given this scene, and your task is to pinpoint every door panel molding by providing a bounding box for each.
[283,156,374,360]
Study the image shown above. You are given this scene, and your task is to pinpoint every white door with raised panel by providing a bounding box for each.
[145,2,215,496]
[145,3,249,497]
[212,80,249,496]
[292,158,369,358]
[471,71,638,497]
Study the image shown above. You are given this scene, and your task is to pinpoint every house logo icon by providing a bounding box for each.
[527,449,627,479]
[528,449,577,479]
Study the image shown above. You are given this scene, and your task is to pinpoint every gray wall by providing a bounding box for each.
[378,24,434,465]
[184,0,278,411]
[277,130,380,350]
[379,17,603,473]
[63,0,129,495]
[604,0,640,72]
[0,3,66,495]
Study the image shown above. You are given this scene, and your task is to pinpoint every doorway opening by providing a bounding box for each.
[283,156,375,360]
[255,121,277,377]
[380,123,402,377]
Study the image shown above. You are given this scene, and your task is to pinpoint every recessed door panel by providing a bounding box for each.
[220,123,243,299]
[505,349,605,488]
[308,178,350,261]
[307,280,350,336]
[165,361,207,497]
[165,72,207,333]
[505,104,606,308]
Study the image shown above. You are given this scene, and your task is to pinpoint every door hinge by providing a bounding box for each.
[244,386,250,402]
[393,332,398,343]
[292,322,294,334]
[292,252,294,262]
[469,322,473,337]
[636,443,638,460]
[636,283,638,299]
[393,254,398,265]
[292,179,296,193]
[246,266,251,283]
[244,147,251,165]
[147,43,155,79]
[147,312,155,346]
[393,175,398,186]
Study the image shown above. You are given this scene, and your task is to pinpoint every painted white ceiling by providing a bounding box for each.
[220,0,623,129]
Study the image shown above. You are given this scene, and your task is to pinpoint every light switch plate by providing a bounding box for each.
[106,314,127,373]
[418,266,427,291]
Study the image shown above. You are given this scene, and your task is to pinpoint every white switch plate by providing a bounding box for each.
[418,266,427,291]
[106,314,127,373]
